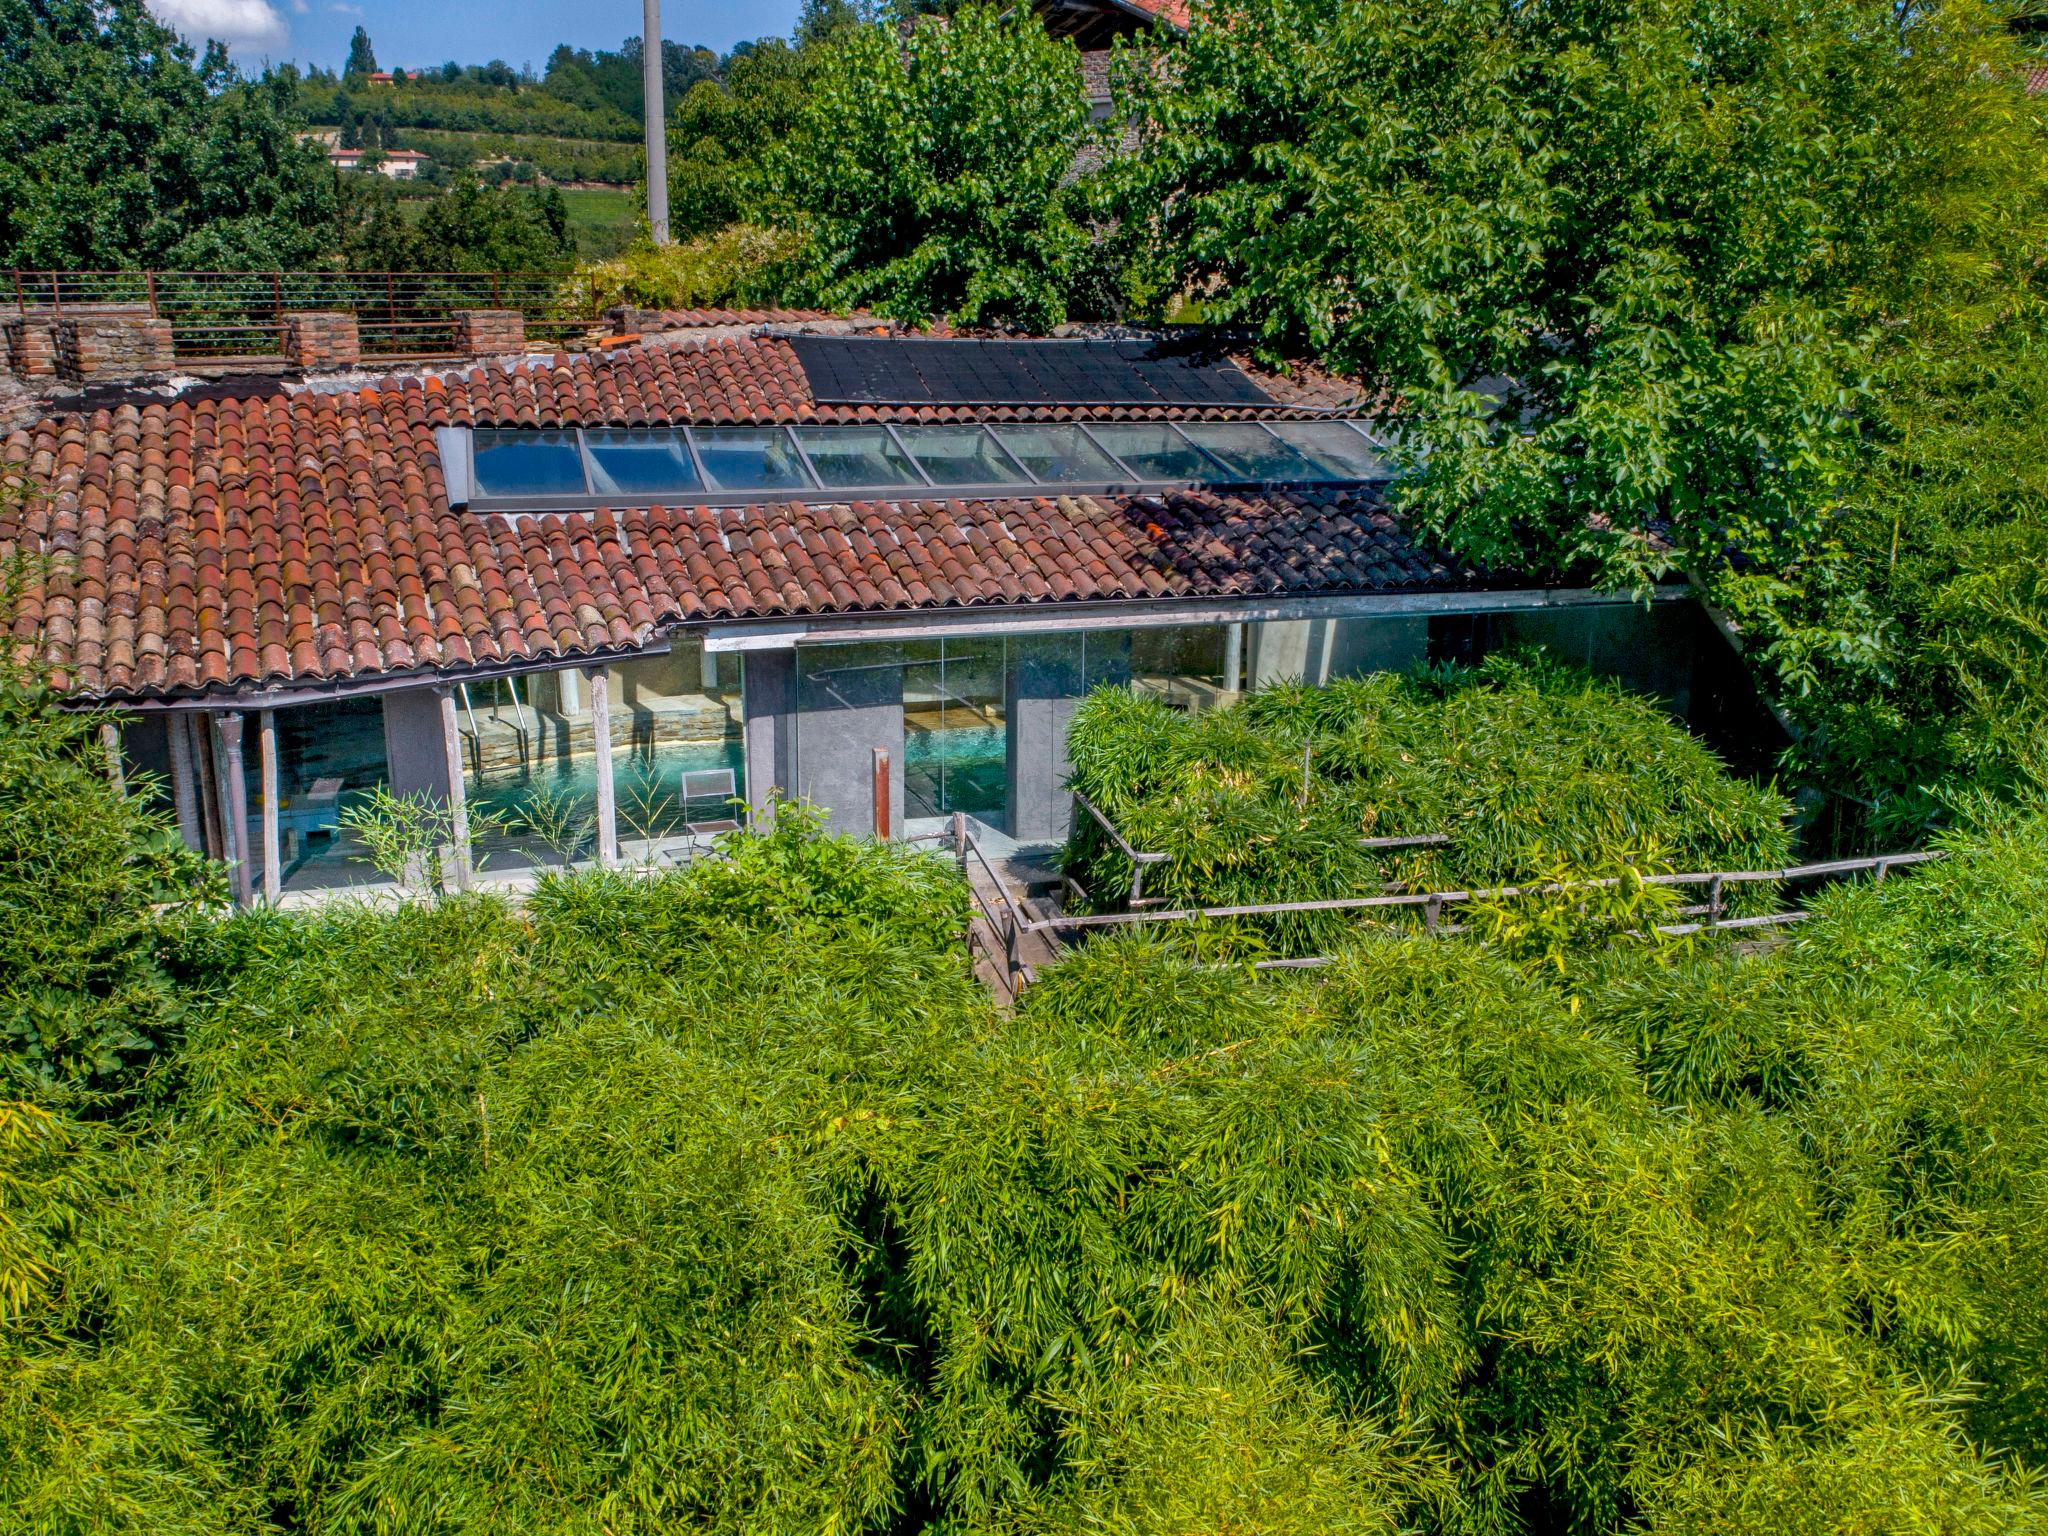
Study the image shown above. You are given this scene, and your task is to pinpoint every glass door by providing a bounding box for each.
[903,639,1008,824]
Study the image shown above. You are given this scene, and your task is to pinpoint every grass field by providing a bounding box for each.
[560,186,641,260]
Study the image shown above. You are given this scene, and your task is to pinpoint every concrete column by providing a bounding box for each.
[435,687,473,890]
[258,716,282,909]
[217,713,254,907]
[588,666,618,867]
[383,687,453,800]
[742,648,797,822]
[1005,633,1086,844]
[167,712,203,851]
[1223,623,1244,696]
[98,721,125,795]
[797,652,904,838]
[259,710,282,904]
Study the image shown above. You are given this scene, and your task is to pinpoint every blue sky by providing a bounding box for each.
[145,0,804,71]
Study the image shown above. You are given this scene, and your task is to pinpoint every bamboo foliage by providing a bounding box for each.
[1061,653,1794,957]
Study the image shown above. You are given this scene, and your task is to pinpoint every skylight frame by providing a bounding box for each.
[457,418,1393,513]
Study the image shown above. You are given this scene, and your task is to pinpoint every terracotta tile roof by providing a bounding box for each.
[1,336,1456,702]
[2029,63,2048,94]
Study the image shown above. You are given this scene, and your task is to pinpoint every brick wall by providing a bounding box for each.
[2,317,60,381]
[451,309,526,356]
[282,312,361,371]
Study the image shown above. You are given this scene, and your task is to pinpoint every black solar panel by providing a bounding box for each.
[787,336,1278,409]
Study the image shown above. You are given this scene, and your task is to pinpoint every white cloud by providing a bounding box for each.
[146,0,289,49]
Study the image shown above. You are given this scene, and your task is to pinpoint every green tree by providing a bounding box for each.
[0,1,339,270]
[410,176,577,272]
[765,5,1095,327]
[666,39,818,239]
[344,23,377,79]
[1115,0,2048,795]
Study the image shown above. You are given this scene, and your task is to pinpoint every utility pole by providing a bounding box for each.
[642,0,670,245]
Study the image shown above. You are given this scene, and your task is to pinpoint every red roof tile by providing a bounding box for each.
[2,336,1457,702]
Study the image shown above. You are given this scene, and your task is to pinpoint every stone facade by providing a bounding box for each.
[281,312,362,371]
[450,309,525,356]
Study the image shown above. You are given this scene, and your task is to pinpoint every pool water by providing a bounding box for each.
[470,741,747,848]
[904,723,1007,818]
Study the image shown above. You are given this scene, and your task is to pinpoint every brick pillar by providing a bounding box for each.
[603,304,661,334]
[450,309,525,355]
[2,317,60,381]
[51,309,175,383]
[281,311,361,370]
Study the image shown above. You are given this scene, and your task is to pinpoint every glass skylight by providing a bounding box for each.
[991,425,1127,484]
[794,426,926,488]
[1266,421,1388,480]
[472,429,587,498]
[584,429,702,495]
[461,419,1389,506]
[692,427,814,491]
[1175,423,1323,481]
[895,424,1029,483]
[1087,423,1228,481]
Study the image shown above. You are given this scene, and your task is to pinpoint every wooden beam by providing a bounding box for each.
[259,710,282,905]
[588,665,618,867]
[436,687,473,891]
[217,712,254,908]
[167,712,202,850]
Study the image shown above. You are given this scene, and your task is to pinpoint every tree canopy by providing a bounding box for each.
[1106,0,2048,826]
[0,0,339,270]
[765,4,1098,328]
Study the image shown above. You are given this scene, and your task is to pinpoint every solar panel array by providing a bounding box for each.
[788,337,1279,409]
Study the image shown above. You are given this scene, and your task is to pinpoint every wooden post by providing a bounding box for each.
[588,665,618,868]
[872,746,892,841]
[98,720,125,795]
[167,711,202,850]
[436,687,473,891]
[217,712,254,908]
[259,710,282,905]
[1707,874,1724,929]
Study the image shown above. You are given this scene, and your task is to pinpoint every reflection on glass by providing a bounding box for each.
[992,425,1126,484]
[471,429,588,497]
[464,646,745,870]
[691,427,815,490]
[1087,423,1228,480]
[895,425,1028,484]
[584,429,702,495]
[1265,421,1386,480]
[1174,423,1322,481]
[794,426,925,488]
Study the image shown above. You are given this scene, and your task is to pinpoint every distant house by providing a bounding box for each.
[362,70,396,87]
[326,147,427,181]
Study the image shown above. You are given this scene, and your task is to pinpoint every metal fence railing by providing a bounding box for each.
[5,269,604,366]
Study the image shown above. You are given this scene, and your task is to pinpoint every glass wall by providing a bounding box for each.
[463,641,744,870]
[271,697,392,893]
[792,623,1248,842]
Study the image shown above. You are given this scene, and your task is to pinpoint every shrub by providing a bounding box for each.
[1061,653,1793,957]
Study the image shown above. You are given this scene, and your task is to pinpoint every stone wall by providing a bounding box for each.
[50,308,176,382]
[451,309,525,355]
[282,312,361,371]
